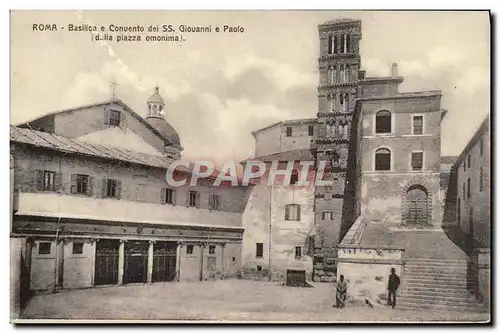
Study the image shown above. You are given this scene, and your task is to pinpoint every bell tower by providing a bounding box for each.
[147,86,166,118]
[313,19,362,282]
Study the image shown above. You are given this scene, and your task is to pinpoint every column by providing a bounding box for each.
[147,240,154,284]
[199,243,205,282]
[54,239,65,290]
[118,240,125,285]
[176,242,182,282]
[90,239,96,286]
[221,243,226,279]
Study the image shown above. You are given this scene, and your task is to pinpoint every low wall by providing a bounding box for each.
[474,248,490,306]
[337,245,405,307]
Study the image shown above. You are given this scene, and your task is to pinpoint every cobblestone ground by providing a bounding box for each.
[21,280,489,323]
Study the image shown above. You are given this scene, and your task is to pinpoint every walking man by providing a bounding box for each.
[387,268,401,309]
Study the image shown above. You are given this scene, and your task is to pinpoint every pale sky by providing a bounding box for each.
[11,11,490,165]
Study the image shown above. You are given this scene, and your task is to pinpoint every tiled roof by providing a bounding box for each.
[10,125,177,170]
[243,149,316,163]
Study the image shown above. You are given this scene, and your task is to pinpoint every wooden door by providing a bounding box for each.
[153,242,177,282]
[95,239,119,286]
[406,186,428,225]
[124,241,148,284]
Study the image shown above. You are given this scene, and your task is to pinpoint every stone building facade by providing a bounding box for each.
[10,89,248,301]
[452,116,490,248]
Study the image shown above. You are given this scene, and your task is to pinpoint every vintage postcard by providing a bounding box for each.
[9,10,491,323]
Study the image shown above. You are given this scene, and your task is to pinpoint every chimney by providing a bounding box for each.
[391,63,398,77]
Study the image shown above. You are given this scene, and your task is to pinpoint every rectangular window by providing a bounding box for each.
[186,245,194,255]
[411,152,424,171]
[480,167,484,192]
[463,162,466,172]
[468,155,471,168]
[109,110,121,127]
[161,188,175,205]
[38,242,51,255]
[290,172,299,185]
[463,183,466,200]
[256,243,263,258]
[72,242,84,254]
[286,126,292,137]
[295,246,302,258]
[285,204,301,221]
[412,116,423,135]
[209,193,221,210]
[209,245,216,255]
[322,211,333,220]
[257,265,262,272]
[480,138,484,156]
[189,191,199,207]
[106,179,118,198]
[43,171,56,191]
[467,178,471,198]
[76,174,89,194]
[308,125,314,136]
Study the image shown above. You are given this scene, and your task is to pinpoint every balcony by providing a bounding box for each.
[15,191,242,229]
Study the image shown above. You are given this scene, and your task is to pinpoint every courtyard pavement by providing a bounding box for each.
[20,279,489,323]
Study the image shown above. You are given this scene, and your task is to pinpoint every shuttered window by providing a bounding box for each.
[35,170,62,192]
[295,246,302,258]
[413,116,423,135]
[102,178,121,199]
[375,148,391,171]
[161,188,175,205]
[189,190,200,208]
[209,193,221,210]
[71,174,92,196]
[285,204,301,221]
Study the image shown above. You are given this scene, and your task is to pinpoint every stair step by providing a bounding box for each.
[404,271,468,278]
[396,304,489,313]
[400,293,474,302]
[405,276,468,283]
[402,288,471,297]
[403,282,471,291]
[398,299,486,310]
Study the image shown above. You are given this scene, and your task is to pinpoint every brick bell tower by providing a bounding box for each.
[313,19,362,282]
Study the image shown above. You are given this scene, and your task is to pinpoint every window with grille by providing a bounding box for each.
[73,242,84,254]
[209,193,221,210]
[413,116,423,135]
[256,243,263,258]
[109,110,121,127]
[375,110,392,133]
[375,148,391,171]
[38,242,51,255]
[286,126,292,137]
[322,211,333,220]
[411,152,424,171]
[285,204,301,221]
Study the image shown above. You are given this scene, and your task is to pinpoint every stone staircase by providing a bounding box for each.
[398,258,488,312]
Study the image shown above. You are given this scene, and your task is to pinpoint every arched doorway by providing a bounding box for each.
[406,185,428,225]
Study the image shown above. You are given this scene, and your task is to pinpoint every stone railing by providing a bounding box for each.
[339,215,366,246]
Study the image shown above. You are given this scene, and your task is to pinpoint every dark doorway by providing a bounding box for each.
[95,239,119,286]
[153,242,177,282]
[469,207,474,238]
[124,241,148,284]
[406,185,428,225]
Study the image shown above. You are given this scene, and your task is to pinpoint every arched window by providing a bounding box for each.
[333,35,338,54]
[339,93,344,112]
[344,93,349,111]
[346,34,351,53]
[345,65,350,83]
[331,65,336,84]
[340,34,345,53]
[375,110,392,134]
[375,148,391,171]
[328,35,333,54]
[339,65,344,84]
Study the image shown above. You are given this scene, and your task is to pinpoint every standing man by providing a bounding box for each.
[388,268,401,309]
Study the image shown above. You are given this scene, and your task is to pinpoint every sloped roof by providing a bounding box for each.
[10,125,178,170]
[242,149,316,163]
[15,99,182,149]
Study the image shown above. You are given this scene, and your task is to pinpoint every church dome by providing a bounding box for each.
[145,117,181,146]
[147,86,165,105]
